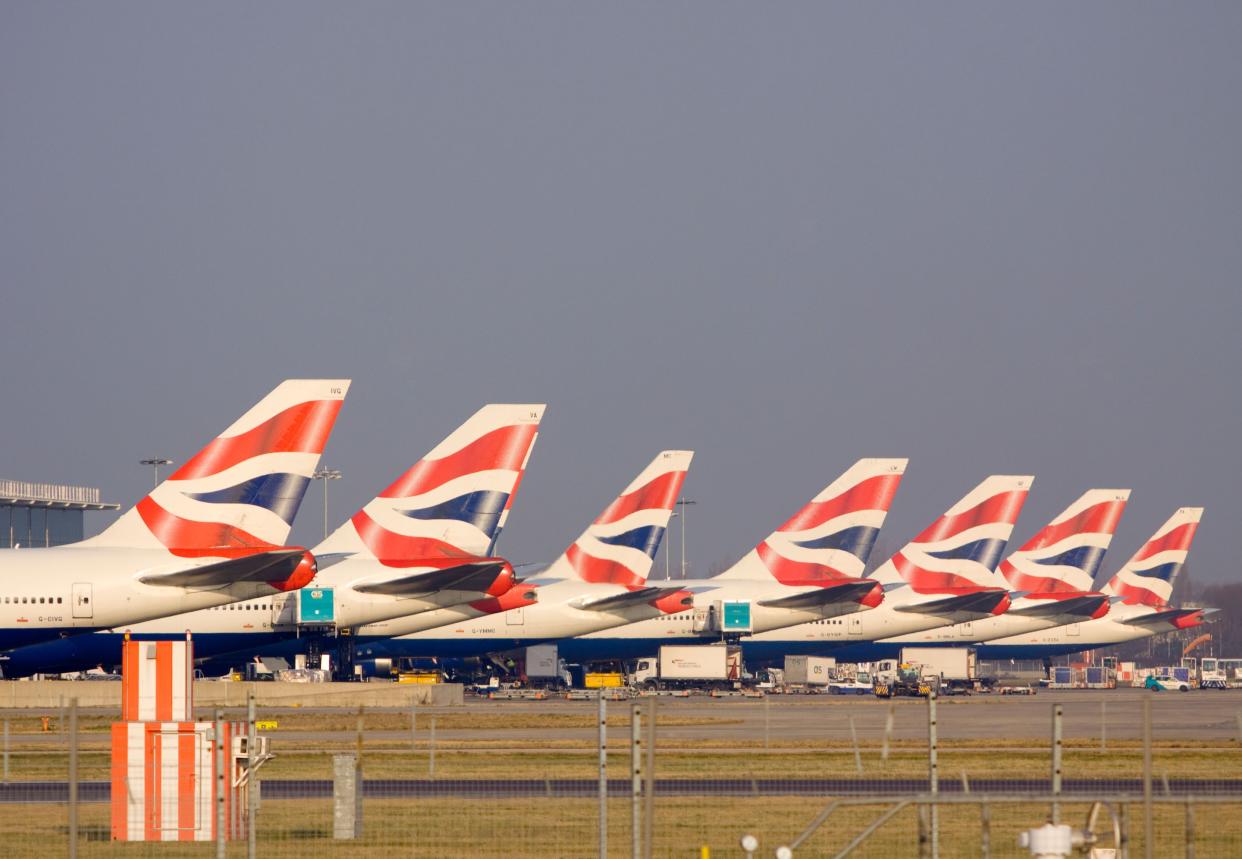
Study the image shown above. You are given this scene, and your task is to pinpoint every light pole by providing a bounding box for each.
[312,468,342,539]
[676,498,696,579]
[139,458,173,489]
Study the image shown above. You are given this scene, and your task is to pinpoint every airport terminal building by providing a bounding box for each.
[0,479,119,548]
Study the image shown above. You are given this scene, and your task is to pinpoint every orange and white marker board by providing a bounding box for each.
[119,639,194,722]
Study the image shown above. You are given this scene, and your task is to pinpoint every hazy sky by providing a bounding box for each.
[2,4,1239,586]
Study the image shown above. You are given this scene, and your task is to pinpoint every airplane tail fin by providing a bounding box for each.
[316,404,545,565]
[539,450,693,586]
[715,458,907,584]
[870,474,1032,594]
[86,380,349,553]
[998,489,1130,594]
[1101,507,1203,607]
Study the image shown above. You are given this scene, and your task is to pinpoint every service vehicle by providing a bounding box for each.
[873,660,937,697]
[628,644,742,691]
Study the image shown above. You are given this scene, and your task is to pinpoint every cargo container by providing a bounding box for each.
[524,644,560,678]
[784,655,834,687]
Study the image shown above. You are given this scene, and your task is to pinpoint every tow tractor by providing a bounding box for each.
[873,660,938,698]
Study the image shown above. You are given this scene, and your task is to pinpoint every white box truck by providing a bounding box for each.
[629,644,742,690]
[900,647,979,694]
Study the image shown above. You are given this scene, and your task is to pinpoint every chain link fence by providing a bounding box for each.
[0,687,1240,857]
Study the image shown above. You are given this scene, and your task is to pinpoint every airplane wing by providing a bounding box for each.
[896,590,1009,619]
[352,561,510,597]
[574,587,692,613]
[139,549,307,588]
[1007,594,1108,620]
[1127,607,1217,628]
[757,579,879,610]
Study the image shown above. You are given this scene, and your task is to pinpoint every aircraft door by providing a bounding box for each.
[271,594,296,627]
[71,583,93,619]
[506,607,525,626]
[848,615,862,636]
[1066,624,1081,637]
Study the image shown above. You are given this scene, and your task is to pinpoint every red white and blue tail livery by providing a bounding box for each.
[0,380,350,654]
[541,450,693,587]
[86,379,348,555]
[871,475,1032,594]
[1102,507,1203,607]
[316,404,544,565]
[343,451,697,657]
[999,489,1130,595]
[715,458,907,584]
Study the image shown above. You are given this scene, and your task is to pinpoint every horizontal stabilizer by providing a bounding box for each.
[1128,607,1217,628]
[353,561,509,597]
[574,587,691,613]
[1008,594,1108,620]
[139,549,306,588]
[758,579,879,610]
[897,589,1009,619]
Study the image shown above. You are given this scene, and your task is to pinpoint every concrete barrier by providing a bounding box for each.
[0,680,463,710]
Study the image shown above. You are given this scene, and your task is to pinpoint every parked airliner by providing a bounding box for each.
[1,403,542,675]
[0,380,348,655]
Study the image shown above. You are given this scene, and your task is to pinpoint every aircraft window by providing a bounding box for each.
[57,597,63,604]
[39,597,44,604]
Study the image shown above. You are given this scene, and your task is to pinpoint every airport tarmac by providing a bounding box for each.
[7,686,1238,746]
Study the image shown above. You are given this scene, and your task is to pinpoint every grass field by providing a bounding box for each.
[2,700,1241,856]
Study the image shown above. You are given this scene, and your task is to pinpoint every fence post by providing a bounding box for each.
[764,694,770,752]
[247,691,258,859]
[215,708,226,859]
[1100,699,1107,752]
[68,697,78,859]
[928,690,938,859]
[429,716,437,778]
[598,691,608,859]
[631,702,642,859]
[1051,704,1063,824]
[882,703,895,762]
[1143,697,1153,859]
[980,801,990,859]
[643,697,656,859]
[3,718,8,782]
[1184,799,1195,859]
[848,715,863,774]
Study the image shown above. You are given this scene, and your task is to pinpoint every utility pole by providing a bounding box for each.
[139,458,173,489]
[675,498,696,579]
[313,468,342,539]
